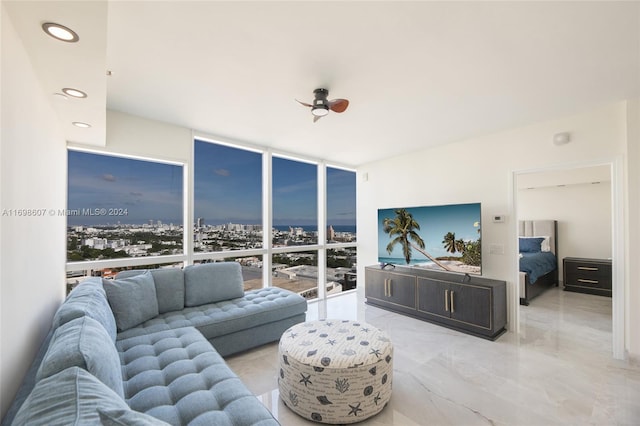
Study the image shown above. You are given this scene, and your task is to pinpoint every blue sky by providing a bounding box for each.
[67,150,183,225]
[68,142,356,227]
[377,203,480,260]
[194,141,262,224]
[326,167,357,226]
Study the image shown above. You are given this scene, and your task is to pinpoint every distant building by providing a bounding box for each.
[327,225,335,241]
[289,226,304,237]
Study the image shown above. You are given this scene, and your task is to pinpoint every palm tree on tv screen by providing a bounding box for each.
[383,209,450,270]
[443,232,457,254]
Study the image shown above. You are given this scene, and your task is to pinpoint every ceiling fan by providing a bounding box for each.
[296,88,349,122]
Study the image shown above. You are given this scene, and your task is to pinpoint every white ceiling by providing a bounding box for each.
[6,1,640,167]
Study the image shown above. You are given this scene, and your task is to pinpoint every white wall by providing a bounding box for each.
[1,6,67,418]
[96,110,191,163]
[625,98,640,357]
[518,181,612,280]
[357,101,632,351]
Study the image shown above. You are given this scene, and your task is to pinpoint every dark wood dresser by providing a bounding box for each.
[563,257,612,297]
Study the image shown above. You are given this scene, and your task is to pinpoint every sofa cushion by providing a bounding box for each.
[183,262,244,307]
[105,272,159,332]
[98,408,169,425]
[36,316,125,399]
[117,327,278,426]
[52,277,117,341]
[116,287,307,342]
[11,367,138,426]
[116,268,185,314]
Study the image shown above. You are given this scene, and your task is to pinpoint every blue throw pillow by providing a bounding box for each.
[519,237,545,253]
[52,278,117,341]
[36,316,124,398]
[183,262,244,307]
[12,367,129,426]
[104,271,159,331]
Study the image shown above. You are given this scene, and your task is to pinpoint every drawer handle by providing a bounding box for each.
[577,266,598,271]
[384,279,392,297]
[445,289,449,312]
[450,291,455,313]
[578,278,599,284]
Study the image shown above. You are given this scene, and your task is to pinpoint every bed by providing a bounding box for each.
[519,220,559,305]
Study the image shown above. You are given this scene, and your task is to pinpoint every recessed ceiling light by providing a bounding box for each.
[62,88,87,98]
[42,22,79,43]
[72,122,91,128]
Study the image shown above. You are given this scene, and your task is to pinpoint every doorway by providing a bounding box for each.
[512,159,624,359]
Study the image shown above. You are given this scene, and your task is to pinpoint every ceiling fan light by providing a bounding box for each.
[311,106,329,117]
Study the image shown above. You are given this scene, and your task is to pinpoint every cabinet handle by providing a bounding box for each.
[578,278,599,284]
[384,279,388,297]
[450,291,455,313]
[388,279,392,297]
[444,289,449,312]
[577,266,598,271]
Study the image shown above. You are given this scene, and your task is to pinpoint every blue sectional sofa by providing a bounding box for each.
[3,262,307,425]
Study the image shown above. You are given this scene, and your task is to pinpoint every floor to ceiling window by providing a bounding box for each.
[326,166,357,292]
[271,155,319,297]
[66,149,184,288]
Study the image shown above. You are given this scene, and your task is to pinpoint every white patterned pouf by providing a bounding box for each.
[278,319,393,424]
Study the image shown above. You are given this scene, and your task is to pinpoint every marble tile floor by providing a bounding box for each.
[225,287,640,425]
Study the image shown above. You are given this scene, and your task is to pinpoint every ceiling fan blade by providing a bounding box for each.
[328,99,349,113]
[313,115,322,123]
[295,99,313,108]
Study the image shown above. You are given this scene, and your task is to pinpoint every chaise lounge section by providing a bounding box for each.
[3,262,307,425]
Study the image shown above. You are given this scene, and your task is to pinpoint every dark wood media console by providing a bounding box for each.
[365,265,507,340]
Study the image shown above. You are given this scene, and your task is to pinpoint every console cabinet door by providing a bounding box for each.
[418,279,492,331]
[448,283,492,330]
[365,268,387,301]
[365,268,416,310]
[417,278,449,319]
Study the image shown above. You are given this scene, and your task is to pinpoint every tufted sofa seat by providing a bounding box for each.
[3,262,307,426]
[118,287,306,356]
[118,327,276,425]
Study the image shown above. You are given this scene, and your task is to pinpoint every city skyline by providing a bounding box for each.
[69,143,356,227]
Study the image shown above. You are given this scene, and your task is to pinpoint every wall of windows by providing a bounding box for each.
[67,138,356,300]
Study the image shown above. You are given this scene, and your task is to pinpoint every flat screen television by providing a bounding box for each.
[377,202,481,275]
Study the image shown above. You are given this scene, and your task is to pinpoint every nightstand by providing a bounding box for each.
[563,257,612,297]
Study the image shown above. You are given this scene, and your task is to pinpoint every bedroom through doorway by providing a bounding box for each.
[513,162,621,358]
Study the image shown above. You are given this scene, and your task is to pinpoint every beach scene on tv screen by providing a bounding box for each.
[378,203,481,275]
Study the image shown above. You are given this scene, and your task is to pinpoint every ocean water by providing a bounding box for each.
[377,257,433,266]
[274,225,356,233]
